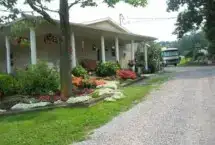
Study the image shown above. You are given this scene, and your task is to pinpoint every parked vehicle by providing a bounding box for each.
[161,47,180,66]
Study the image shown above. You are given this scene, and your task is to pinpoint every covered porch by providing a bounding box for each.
[1,18,156,74]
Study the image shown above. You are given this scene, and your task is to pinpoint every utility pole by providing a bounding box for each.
[119,13,124,26]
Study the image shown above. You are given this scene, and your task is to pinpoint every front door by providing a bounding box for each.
[97,49,100,61]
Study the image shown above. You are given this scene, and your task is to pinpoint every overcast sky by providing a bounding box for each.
[12,0,179,41]
[68,0,179,41]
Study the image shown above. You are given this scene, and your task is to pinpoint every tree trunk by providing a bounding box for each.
[59,0,73,98]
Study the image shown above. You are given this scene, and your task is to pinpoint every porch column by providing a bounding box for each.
[101,35,106,63]
[5,36,11,74]
[30,28,37,64]
[115,36,119,62]
[71,32,76,68]
[131,40,135,71]
[144,44,148,70]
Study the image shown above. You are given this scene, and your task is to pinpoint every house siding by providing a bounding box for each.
[0,34,128,72]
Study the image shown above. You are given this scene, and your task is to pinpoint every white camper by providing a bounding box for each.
[161,47,180,66]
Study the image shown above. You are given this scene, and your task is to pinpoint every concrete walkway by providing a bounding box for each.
[74,66,215,145]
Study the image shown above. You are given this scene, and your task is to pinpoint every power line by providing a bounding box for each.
[119,13,177,25]
[127,17,177,20]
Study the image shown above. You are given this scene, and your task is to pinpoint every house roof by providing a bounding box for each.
[2,15,157,41]
[81,17,130,33]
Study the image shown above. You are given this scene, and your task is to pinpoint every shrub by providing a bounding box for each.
[117,70,137,80]
[71,65,88,78]
[81,79,96,89]
[0,74,17,96]
[16,61,59,96]
[96,62,120,77]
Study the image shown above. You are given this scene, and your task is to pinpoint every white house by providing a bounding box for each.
[0,15,156,73]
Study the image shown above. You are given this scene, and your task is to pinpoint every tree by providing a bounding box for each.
[0,0,148,98]
[159,31,209,57]
[167,0,215,55]
[135,42,162,73]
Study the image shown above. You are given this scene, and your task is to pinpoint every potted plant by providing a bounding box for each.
[128,60,135,69]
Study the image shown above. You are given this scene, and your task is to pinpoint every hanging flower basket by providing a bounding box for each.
[128,60,136,67]
[12,37,30,48]
[20,41,30,48]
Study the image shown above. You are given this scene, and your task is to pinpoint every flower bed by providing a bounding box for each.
[117,69,137,80]
[72,77,106,89]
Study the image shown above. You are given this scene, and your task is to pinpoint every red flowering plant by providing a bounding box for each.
[117,69,137,80]
[71,76,106,96]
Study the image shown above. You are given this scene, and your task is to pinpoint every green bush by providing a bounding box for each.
[16,61,59,96]
[179,57,191,65]
[96,62,120,77]
[0,74,17,96]
[71,65,88,78]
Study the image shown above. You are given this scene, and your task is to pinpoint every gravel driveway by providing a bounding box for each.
[74,66,215,145]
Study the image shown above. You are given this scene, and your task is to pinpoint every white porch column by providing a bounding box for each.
[30,28,37,64]
[131,40,135,60]
[115,36,119,62]
[101,35,106,63]
[71,32,76,68]
[144,44,148,70]
[131,40,135,71]
[5,36,11,74]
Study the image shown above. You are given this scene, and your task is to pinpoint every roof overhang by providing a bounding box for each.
[1,15,157,42]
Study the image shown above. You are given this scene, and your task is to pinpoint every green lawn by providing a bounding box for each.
[0,80,164,145]
[145,75,170,85]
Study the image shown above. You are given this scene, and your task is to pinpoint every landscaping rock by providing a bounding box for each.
[97,81,119,90]
[98,88,114,96]
[11,102,51,110]
[104,97,116,102]
[67,96,91,104]
[54,100,64,105]
[0,109,6,113]
[111,91,125,100]
[22,97,39,104]
[0,95,25,110]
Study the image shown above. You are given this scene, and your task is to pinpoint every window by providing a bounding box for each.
[162,50,178,57]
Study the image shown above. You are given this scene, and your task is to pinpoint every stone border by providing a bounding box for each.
[0,94,112,117]
[120,77,145,87]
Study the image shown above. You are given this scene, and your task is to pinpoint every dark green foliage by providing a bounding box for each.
[159,31,209,56]
[0,0,148,24]
[71,65,88,78]
[136,42,162,73]
[167,0,215,55]
[15,61,59,96]
[0,74,17,96]
[96,62,120,77]
[81,79,96,89]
